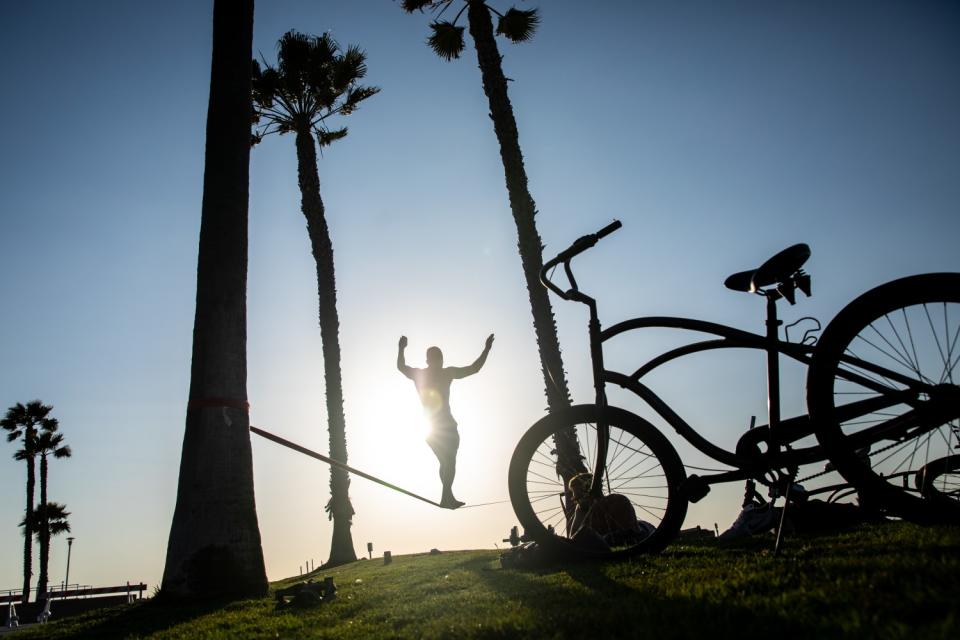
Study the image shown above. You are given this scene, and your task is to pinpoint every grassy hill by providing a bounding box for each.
[18,523,959,639]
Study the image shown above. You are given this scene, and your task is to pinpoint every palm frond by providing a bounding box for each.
[45,502,69,516]
[36,430,62,450]
[338,86,380,116]
[333,45,369,90]
[252,64,281,111]
[316,127,349,148]
[20,502,70,538]
[311,32,339,67]
[496,7,540,43]
[277,30,313,79]
[427,21,465,61]
[401,0,438,13]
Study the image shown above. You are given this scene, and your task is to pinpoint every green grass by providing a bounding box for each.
[20,523,960,639]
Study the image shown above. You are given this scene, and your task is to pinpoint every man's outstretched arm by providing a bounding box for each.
[449,334,494,379]
[397,335,414,379]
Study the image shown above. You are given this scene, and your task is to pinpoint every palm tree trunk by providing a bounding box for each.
[36,454,49,599]
[466,2,585,481]
[294,127,357,567]
[161,0,267,600]
[465,1,571,414]
[21,458,34,603]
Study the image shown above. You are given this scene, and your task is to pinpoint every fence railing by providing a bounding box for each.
[1,582,145,603]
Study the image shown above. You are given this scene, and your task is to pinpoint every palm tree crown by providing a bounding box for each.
[36,429,71,463]
[2,401,54,449]
[252,31,379,147]
[401,0,540,60]
[21,502,70,540]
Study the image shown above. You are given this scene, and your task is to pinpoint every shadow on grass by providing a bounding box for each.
[20,597,242,640]
[459,553,824,639]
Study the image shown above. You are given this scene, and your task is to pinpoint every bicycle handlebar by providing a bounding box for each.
[540,220,622,301]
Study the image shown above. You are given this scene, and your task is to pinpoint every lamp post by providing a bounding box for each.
[64,537,75,595]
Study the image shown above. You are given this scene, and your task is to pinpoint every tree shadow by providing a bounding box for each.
[458,553,825,639]
[23,597,243,640]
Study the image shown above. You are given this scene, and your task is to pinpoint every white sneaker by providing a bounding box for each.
[718,503,778,540]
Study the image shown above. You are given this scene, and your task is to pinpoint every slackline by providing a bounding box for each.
[250,425,446,509]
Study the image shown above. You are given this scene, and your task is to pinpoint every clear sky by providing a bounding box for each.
[1,0,957,591]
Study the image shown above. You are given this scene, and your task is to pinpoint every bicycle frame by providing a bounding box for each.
[600,312,818,476]
[602,317,931,481]
[542,221,944,499]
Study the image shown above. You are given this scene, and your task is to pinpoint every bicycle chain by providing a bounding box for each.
[796,438,907,484]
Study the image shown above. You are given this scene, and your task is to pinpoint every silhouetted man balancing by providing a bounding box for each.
[397,334,494,509]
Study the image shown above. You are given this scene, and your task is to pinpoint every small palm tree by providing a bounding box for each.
[2,401,56,603]
[21,502,71,559]
[252,30,378,567]
[401,2,585,481]
[33,427,71,598]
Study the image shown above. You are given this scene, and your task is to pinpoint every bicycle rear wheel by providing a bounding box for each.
[508,405,687,559]
[807,273,960,522]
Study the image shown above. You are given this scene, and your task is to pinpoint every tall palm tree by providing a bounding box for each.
[161,0,268,600]
[251,30,378,567]
[21,502,70,582]
[33,426,71,599]
[2,401,56,603]
[401,1,584,474]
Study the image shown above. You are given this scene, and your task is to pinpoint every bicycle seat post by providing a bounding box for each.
[765,293,783,436]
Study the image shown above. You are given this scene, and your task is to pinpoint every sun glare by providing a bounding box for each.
[348,374,439,499]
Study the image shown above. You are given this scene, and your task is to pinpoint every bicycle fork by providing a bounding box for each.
[581,291,610,499]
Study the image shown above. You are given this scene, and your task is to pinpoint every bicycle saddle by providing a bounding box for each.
[724,243,811,293]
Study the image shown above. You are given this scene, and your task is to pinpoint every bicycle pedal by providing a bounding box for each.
[680,474,711,503]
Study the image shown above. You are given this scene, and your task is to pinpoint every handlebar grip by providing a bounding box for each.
[540,219,624,299]
[596,219,622,239]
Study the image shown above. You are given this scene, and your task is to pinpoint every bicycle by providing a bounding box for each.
[508,220,959,559]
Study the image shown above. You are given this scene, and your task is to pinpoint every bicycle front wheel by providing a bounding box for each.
[508,405,687,559]
[807,273,960,522]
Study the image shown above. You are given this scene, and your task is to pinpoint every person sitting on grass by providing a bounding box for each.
[567,472,653,545]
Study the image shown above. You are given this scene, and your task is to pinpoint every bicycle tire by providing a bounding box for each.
[915,455,960,504]
[508,405,688,559]
[807,273,960,522]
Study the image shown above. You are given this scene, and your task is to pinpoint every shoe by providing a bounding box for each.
[636,520,656,537]
[718,503,778,541]
[440,497,465,510]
